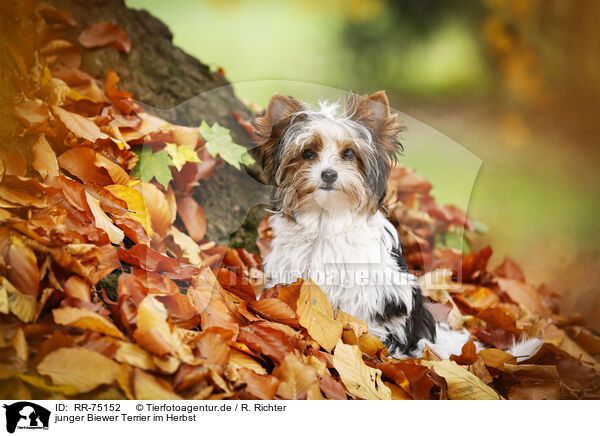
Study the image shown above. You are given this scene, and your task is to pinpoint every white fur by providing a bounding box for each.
[262,97,544,361]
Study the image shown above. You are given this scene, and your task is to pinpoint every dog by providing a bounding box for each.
[253,91,542,359]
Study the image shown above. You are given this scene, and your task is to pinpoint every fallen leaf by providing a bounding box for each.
[37,347,119,393]
[239,368,279,400]
[53,306,125,339]
[273,353,319,400]
[431,360,502,400]
[53,105,109,142]
[78,22,131,53]
[333,341,391,400]
[133,368,182,400]
[32,135,59,178]
[296,279,343,353]
[176,195,207,242]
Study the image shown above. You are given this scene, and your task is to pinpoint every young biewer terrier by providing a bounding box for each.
[253,91,540,359]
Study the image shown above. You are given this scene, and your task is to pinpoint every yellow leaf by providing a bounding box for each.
[431,360,502,400]
[133,296,194,363]
[17,373,79,396]
[32,134,59,178]
[273,353,319,400]
[336,309,368,338]
[85,192,125,244]
[168,226,203,266]
[53,306,125,339]
[333,340,391,400]
[227,349,267,376]
[164,143,200,171]
[478,348,516,368]
[105,184,153,238]
[0,277,37,322]
[133,368,182,400]
[296,279,342,352]
[37,347,120,394]
[11,328,28,362]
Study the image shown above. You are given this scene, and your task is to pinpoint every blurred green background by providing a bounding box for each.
[127,0,600,326]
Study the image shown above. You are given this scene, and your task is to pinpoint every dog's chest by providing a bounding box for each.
[264,212,407,320]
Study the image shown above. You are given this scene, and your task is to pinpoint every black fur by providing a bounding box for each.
[381,242,436,355]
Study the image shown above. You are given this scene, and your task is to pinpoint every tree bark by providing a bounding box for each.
[41,0,271,247]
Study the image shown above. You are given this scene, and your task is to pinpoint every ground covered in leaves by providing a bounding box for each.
[1,1,599,400]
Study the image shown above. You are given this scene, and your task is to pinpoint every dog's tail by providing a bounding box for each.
[412,322,543,362]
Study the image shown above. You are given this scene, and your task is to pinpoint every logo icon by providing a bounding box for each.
[2,402,50,434]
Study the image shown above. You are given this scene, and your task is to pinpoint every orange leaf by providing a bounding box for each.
[32,134,59,178]
[53,106,108,142]
[239,368,279,400]
[78,22,131,53]
[247,298,300,328]
[176,195,207,242]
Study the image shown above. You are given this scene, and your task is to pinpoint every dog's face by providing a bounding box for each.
[254,91,402,217]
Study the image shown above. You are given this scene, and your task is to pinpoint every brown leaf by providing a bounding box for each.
[237,325,294,364]
[12,99,48,127]
[37,347,119,393]
[7,233,39,296]
[38,2,77,26]
[450,340,478,365]
[78,22,131,53]
[133,368,182,400]
[318,374,347,400]
[176,195,207,242]
[333,341,391,400]
[273,353,319,400]
[0,151,26,176]
[239,368,280,400]
[296,279,343,353]
[197,327,234,366]
[53,105,109,142]
[431,360,502,400]
[478,348,517,368]
[247,298,300,328]
[496,277,552,317]
[58,147,129,186]
[508,379,561,400]
[53,306,125,339]
[187,269,241,336]
[493,256,526,281]
[32,134,59,178]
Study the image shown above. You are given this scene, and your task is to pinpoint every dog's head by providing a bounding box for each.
[254,91,403,217]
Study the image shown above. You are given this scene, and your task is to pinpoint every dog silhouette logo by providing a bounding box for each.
[2,402,50,433]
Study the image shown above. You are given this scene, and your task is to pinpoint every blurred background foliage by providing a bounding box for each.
[127,0,600,327]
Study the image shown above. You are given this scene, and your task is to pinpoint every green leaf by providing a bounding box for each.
[199,121,255,170]
[164,143,201,171]
[131,148,173,189]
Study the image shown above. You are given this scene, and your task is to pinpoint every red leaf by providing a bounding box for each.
[237,325,294,364]
[247,298,300,328]
[78,22,131,53]
[494,257,526,281]
[450,340,478,365]
[176,195,207,242]
[239,368,280,400]
[318,374,347,400]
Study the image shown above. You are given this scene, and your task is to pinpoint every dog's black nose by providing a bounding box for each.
[321,169,338,184]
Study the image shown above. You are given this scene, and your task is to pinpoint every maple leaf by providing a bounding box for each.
[131,147,173,189]
[198,121,255,169]
[164,143,201,171]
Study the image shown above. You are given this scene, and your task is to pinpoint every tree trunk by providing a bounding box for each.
[43,0,270,247]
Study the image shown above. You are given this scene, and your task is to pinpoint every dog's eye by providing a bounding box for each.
[302,149,317,161]
[342,148,355,161]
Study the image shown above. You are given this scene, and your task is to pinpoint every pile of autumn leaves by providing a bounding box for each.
[1,1,600,401]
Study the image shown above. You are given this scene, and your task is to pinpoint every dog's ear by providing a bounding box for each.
[254,93,303,139]
[347,91,403,158]
[253,93,303,182]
